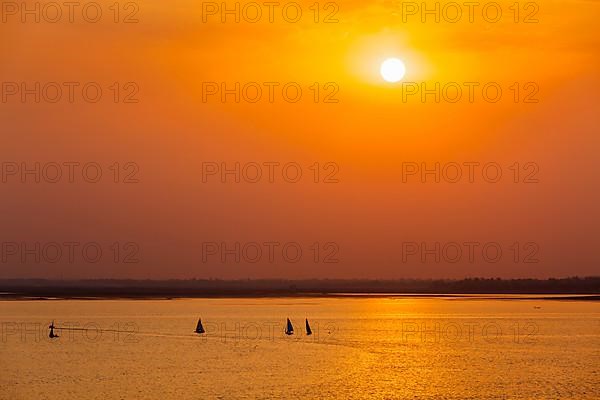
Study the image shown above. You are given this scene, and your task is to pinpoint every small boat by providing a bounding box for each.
[305,319,312,336]
[195,318,205,334]
[48,321,59,339]
[285,318,294,335]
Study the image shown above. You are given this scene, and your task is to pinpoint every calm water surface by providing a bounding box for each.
[0,297,598,399]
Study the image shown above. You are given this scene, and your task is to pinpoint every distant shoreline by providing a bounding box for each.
[1,277,598,300]
[1,294,599,301]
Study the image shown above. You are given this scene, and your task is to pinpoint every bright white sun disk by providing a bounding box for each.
[380,58,406,83]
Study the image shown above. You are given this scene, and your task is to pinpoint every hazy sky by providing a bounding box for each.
[1,0,599,279]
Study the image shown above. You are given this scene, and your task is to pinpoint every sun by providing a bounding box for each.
[380,58,406,83]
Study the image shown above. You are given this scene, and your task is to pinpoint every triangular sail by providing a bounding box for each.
[285,318,294,335]
[305,319,312,336]
[195,318,205,334]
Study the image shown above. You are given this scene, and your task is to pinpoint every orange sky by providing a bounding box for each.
[1,0,599,279]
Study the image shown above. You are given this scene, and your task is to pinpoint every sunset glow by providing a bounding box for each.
[1,0,599,399]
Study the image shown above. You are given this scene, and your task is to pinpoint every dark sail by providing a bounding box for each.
[285,318,294,335]
[195,318,205,334]
[305,319,312,336]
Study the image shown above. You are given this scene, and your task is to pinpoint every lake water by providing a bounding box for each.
[0,296,598,399]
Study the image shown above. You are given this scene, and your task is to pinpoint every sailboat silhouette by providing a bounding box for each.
[285,318,294,335]
[48,321,59,339]
[195,318,205,334]
[305,319,312,336]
